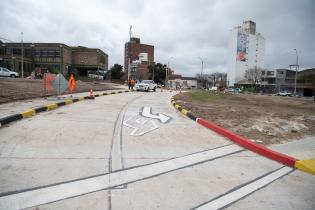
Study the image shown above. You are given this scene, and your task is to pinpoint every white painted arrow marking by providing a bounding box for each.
[123,117,158,136]
[141,107,171,123]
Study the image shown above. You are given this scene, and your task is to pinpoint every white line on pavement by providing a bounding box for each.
[0,144,242,210]
[194,166,294,210]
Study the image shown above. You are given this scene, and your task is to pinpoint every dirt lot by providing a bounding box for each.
[0,78,120,104]
[174,91,315,145]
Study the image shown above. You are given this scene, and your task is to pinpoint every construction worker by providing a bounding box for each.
[130,79,135,90]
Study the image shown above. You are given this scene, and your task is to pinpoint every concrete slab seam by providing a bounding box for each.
[0,146,244,209]
[0,143,235,198]
[192,166,294,210]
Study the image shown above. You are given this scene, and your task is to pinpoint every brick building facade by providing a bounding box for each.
[0,41,108,77]
[124,37,154,80]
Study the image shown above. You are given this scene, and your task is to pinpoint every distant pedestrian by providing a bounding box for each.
[131,79,135,90]
[128,79,131,90]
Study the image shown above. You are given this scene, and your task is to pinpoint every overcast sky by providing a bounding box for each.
[1,0,314,76]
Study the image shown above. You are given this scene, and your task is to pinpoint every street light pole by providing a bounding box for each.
[21,32,24,78]
[293,49,299,94]
[198,57,204,77]
[198,57,204,88]
[166,57,173,88]
[127,58,130,82]
[151,61,154,82]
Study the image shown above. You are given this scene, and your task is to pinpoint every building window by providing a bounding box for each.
[6,48,12,55]
[41,49,48,57]
[12,48,22,55]
[267,71,274,76]
[25,49,31,57]
[278,70,284,74]
[262,71,265,75]
[35,49,41,57]
[55,49,61,57]
[48,49,55,57]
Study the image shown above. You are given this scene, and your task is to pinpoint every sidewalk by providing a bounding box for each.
[0,84,127,119]
[270,136,315,160]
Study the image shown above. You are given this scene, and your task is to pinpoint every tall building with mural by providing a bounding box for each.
[227,20,265,86]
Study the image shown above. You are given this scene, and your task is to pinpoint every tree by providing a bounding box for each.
[109,64,123,79]
[244,67,263,85]
[148,63,168,84]
[208,72,227,88]
[195,73,208,89]
[195,72,228,89]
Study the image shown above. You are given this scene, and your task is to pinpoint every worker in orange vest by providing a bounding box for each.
[68,73,76,94]
[130,79,135,90]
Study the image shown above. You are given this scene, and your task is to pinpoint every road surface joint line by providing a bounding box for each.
[192,166,294,210]
[0,90,129,128]
[170,97,299,168]
[0,145,243,209]
[107,94,145,208]
[0,143,235,197]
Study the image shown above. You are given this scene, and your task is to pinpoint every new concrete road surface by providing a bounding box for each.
[0,91,314,210]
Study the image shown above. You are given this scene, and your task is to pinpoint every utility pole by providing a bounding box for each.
[166,57,173,88]
[129,25,133,39]
[293,49,299,94]
[198,57,204,88]
[127,58,130,82]
[151,61,154,82]
[198,57,204,77]
[21,32,24,78]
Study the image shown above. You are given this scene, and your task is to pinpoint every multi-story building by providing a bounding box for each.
[260,69,277,92]
[0,41,108,76]
[124,37,154,80]
[275,68,314,96]
[227,20,265,86]
[237,68,315,96]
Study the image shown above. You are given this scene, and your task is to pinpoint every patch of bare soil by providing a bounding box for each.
[175,92,315,145]
[0,78,120,104]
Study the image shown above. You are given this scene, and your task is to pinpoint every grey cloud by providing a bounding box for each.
[1,0,314,76]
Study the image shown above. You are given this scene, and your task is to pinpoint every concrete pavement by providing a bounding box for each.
[0,91,314,209]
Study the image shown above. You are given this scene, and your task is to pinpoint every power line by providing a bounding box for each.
[0,36,14,42]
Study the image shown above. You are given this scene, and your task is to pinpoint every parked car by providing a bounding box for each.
[276,91,292,97]
[209,86,218,91]
[136,80,157,92]
[88,70,106,80]
[0,67,19,78]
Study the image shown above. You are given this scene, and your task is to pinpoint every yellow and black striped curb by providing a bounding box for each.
[170,96,315,176]
[171,96,197,121]
[0,90,131,128]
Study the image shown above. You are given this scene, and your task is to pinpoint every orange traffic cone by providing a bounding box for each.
[88,89,95,99]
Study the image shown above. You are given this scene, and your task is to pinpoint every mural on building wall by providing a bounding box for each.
[236,32,248,62]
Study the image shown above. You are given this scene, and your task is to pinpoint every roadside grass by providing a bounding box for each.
[187,90,224,102]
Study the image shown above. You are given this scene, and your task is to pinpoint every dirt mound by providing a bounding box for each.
[0,78,118,104]
[175,91,315,145]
